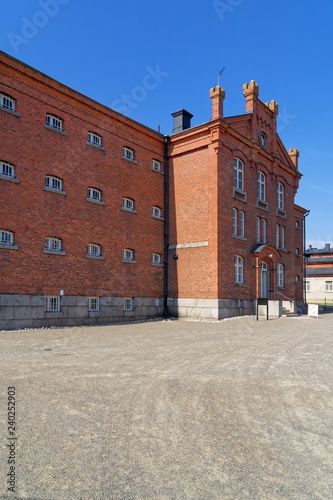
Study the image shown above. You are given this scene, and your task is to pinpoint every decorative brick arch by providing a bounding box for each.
[252,244,281,299]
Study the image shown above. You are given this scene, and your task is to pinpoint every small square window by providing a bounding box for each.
[46,114,63,131]
[45,175,63,191]
[88,188,102,201]
[152,206,162,218]
[122,248,134,261]
[0,94,15,112]
[152,159,161,172]
[123,147,134,161]
[124,298,134,311]
[88,297,100,311]
[1,230,14,245]
[122,197,135,210]
[152,253,161,264]
[45,296,60,312]
[88,132,102,147]
[1,162,15,178]
[45,237,62,252]
[87,244,101,257]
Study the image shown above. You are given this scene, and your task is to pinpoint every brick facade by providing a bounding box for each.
[0,51,307,328]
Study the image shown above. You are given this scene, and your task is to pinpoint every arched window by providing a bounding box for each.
[235,255,244,284]
[277,182,284,210]
[278,263,284,288]
[258,171,265,201]
[234,158,243,191]
[0,93,16,112]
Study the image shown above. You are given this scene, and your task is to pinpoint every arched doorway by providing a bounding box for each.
[260,261,269,298]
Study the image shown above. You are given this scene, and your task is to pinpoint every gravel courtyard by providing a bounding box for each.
[0,314,333,500]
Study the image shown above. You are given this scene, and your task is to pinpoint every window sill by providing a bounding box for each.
[87,141,105,152]
[86,197,105,206]
[121,259,137,264]
[0,174,19,183]
[44,186,66,196]
[151,215,165,221]
[44,249,66,255]
[276,208,286,219]
[122,156,137,164]
[256,199,268,211]
[233,187,247,203]
[86,254,105,260]
[279,248,288,253]
[278,286,286,290]
[151,167,165,175]
[232,234,247,241]
[0,106,20,117]
[151,262,164,267]
[234,282,247,287]
[124,309,135,314]
[45,124,67,136]
[121,207,137,214]
[0,243,19,250]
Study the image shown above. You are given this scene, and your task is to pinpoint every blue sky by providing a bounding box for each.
[2,0,333,248]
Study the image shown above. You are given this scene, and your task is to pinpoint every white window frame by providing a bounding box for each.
[87,244,101,257]
[88,188,102,202]
[122,197,135,210]
[276,224,280,248]
[123,146,134,161]
[256,217,261,243]
[233,208,238,235]
[262,218,267,244]
[235,255,244,284]
[152,253,161,264]
[152,159,161,172]
[325,281,333,292]
[281,226,285,249]
[45,296,60,312]
[88,297,100,311]
[277,182,284,210]
[1,230,14,245]
[45,237,62,252]
[46,114,63,131]
[240,211,245,237]
[0,94,15,112]
[45,175,63,191]
[234,158,243,191]
[258,171,265,201]
[278,263,284,288]
[88,132,102,147]
[124,297,134,311]
[152,206,162,218]
[1,161,15,179]
[122,248,134,261]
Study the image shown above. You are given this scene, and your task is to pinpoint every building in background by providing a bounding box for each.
[0,51,307,329]
[305,244,333,304]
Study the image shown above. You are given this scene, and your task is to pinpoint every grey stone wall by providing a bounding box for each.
[167,298,255,320]
[0,295,164,330]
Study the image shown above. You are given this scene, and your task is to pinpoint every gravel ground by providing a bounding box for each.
[0,314,333,500]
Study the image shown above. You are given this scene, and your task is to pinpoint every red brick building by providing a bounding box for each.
[0,51,307,328]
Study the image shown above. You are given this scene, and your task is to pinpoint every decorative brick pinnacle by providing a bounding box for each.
[243,80,259,97]
[210,86,225,99]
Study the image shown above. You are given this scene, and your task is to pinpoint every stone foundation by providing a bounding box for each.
[167,298,255,320]
[0,295,164,330]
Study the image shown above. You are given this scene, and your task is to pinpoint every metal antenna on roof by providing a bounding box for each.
[217,67,225,87]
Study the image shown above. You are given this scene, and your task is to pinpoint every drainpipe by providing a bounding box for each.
[163,136,169,317]
[303,210,310,305]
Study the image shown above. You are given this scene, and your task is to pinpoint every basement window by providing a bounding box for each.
[45,296,61,312]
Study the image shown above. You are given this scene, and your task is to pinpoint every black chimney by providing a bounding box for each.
[171,109,193,134]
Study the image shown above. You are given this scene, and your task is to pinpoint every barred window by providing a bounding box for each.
[1,161,15,178]
[45,296,60,312]
[0,93,15,112]
[88,188,102,201]
[45,237,62,252]
[88,297,100,311]
[1,230,14,245]
[45,175,63,191]
[88,132,102,147]
[123,146,134,160]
